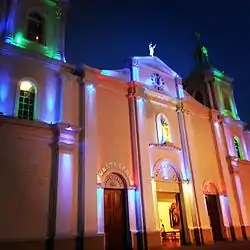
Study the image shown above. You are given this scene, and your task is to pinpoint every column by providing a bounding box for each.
[136,97,161,248]
[54,124,80,249]
[219,195,232,239]
[180,108,210,244]
[84,83,101,238]
[97,187,104,233]
[127,187,137,248]
[219,121,245,239]
[59,72,78,124]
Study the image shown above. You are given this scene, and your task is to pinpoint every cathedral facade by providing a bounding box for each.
[1,1,250,250]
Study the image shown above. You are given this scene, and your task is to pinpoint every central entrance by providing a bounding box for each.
[153,160,188,247]
[103,173,129,250]
[205,195,224,242]
[157,192,182,248]
[203,181,224,242]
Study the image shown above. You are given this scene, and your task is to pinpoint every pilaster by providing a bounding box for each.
[136,96,157,233]
[217,117,246,239]
[177,104,208,244]
[55,123,80,238]
[84,82,99,235]
[61,72,75,124]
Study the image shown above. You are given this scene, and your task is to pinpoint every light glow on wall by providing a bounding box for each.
[57,153,73,233]
[134,188,143,231]
[0,71,12,114]
[219,195,230,227]
[178,84,184,99]
[59,132,75,145]
[235,175,249,225]
[37,75,61,123]
[87,83,95,93]
[97,187,104,233]
[128,189,137,231]
[179,153,189,181]
[5,32,62,61]
[132,66,139,81]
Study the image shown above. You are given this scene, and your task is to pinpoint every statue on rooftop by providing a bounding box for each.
[149,42,157,57]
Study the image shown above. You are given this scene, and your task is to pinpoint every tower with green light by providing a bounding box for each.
[184,33,239,120]
[0,0,69,62]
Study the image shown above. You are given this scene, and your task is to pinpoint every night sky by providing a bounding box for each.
[66,1,250,124]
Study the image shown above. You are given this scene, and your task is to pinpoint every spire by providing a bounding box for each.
[194,33,210,66]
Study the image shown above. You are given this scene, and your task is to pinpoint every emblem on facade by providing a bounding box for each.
[104,173,125,188]
[97,162,134,186]
[203,181,217,195]
[153,161,179,181]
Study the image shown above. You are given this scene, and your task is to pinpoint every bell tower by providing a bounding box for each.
[183,34,239,120]
[0,0,69,61]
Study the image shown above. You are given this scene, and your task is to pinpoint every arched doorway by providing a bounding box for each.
[103,173,130,250]
[203,181,224,242]
[153,160,188,247]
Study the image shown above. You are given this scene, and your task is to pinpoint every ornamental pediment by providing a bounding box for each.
[132,56,178,77]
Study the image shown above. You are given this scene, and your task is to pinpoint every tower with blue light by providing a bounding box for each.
[0,0,69,61]
[0,0,72,122]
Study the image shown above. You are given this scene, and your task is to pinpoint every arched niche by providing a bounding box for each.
[153,159,180,182]
[156,113,171,144]
[203,181,218,195]
[97,162,133,188]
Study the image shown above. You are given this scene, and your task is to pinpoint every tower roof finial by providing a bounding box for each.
[194,32,210,66]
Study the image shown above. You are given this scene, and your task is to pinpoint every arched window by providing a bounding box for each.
[233,136,244,160]
[26,12,45,44]
[17,80,36,120]
[223,96,231,111]
[156,114,170,144]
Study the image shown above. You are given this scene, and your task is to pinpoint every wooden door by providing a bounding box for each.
[175,193,185,245]
[205,195,224,241]
[104,189,127,250]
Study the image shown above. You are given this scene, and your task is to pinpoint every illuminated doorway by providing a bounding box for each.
[157,192,182,248]
[153,160,189,247]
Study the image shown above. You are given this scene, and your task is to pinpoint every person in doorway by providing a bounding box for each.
[161,222,166,241]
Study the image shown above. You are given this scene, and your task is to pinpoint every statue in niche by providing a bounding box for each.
[169,203,180,229]
[149,42,157,57]
[160,115,170,144]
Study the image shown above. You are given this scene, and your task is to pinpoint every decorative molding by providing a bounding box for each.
[97,162,134,187]
[0,43,67,69]
[176,103,190,115]
[132,59,139,67]
[153,160,179,181]
[104,173,125,189]
[149,142,181,151]
[203,181,218,195]
[226,155,239,173]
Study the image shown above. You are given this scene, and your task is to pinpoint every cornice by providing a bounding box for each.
[223,116,247,128]
[0,42,75,71]
[83,65,129,92]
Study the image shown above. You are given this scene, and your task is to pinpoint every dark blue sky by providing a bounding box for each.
[66,1,250,124]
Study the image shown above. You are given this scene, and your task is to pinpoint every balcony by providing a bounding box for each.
[149,141,181,151]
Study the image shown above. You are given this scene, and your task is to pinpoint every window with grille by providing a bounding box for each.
[18,81,36,120]
[233,137,244,160]
[26,12,45,44]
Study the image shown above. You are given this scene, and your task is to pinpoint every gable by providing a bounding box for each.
[131,56,181,99]
[132,56,178,77]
